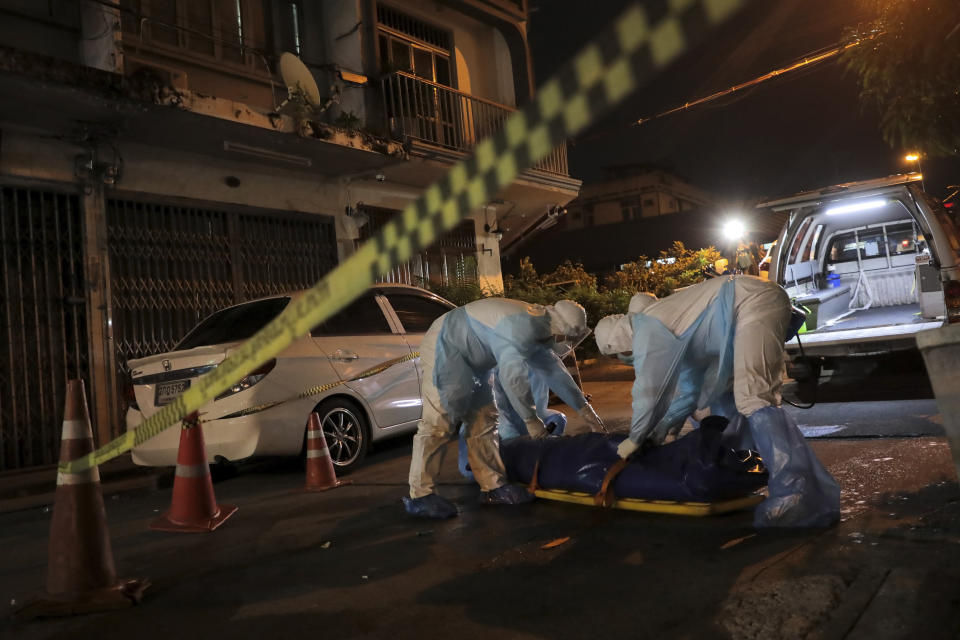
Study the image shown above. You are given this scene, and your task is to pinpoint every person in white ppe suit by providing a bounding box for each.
[493,370,569,440]
[406,297,605,518]
[595,276,840,528]
[458,366,570,480]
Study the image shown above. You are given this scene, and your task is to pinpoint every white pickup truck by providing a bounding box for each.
[761,173,960,375]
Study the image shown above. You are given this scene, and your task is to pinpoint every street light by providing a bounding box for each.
[722,219,745,241]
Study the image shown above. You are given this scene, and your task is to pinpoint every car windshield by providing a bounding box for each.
[176,297,291,349]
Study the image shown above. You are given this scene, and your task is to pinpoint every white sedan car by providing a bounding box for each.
[125,284,455,472]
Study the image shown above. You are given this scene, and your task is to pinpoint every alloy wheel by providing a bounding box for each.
[321,407,364,467]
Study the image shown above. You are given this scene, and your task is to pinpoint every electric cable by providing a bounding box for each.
[782,331,817,409]
[574,33,876,145]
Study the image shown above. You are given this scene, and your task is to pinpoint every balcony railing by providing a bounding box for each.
[380,71,569,176]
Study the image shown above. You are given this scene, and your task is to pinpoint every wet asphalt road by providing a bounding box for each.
[1,351,957,639]
[784,350,942,439]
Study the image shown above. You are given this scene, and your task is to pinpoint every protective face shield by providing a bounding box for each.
[785,305,807,343]
[594,314,633,356]
[551,326,591,358]
[628,292,658,315]
[547,300,589,357]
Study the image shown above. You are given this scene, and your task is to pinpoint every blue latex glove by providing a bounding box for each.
[544,411,567,436]
[457,427,474,480]
[402,494,458,519]
[479,484,535,505]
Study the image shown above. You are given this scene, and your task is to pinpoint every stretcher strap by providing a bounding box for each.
[594,458,630,508]
[527,458,541,494]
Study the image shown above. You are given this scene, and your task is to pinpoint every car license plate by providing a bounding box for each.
[155,379,190,406]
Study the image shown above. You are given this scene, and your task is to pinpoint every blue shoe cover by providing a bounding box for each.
[743,407,841,528]
[479,483,535,505]
[403,494,458,519]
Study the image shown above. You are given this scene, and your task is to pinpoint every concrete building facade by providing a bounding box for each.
[512,165,786,276]
[562,164,715,230]
[0,0,580,470]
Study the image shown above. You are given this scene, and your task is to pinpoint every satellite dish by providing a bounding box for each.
[279,52,321,106]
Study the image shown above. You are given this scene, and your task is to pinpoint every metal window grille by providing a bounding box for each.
[107,196,337,381]
[119,0,263,68]
[0,186,88,471]
[359,205,477,287]
[376,4,452,51]
[380,72,569,175]
[236,211,339,299]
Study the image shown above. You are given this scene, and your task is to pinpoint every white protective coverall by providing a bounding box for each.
[409,298,592,498]
[596,276,840,527]
[598,276,791,432]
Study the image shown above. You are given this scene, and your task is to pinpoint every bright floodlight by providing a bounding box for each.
[825,199,887,216]
[905,153,920,162]
[722,219,745,240]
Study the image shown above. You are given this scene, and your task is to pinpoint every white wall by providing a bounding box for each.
[320,1,368,124]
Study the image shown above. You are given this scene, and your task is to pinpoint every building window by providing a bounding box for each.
[583,205,595,227]
[119,0,262,67]
[620,197,643,221]
[277,0,302,55]
[377,4,452,86]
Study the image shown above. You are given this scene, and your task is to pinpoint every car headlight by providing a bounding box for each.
[214,359,277,400]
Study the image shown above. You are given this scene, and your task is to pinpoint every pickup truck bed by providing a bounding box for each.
[811,303,926,333]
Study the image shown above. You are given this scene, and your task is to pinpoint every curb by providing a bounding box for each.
[0,456,162,515]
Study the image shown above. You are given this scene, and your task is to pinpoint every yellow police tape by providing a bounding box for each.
[60,0,750,474]
[212,352,420,421]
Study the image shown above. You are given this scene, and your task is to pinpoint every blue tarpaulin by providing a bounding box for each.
[500,417,767,503]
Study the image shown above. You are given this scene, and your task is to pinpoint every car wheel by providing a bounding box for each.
[309,398,369,474]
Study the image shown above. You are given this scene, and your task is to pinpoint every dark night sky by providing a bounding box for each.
[527,0,960,204]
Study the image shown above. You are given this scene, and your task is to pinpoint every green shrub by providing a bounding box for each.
[603,242,722,297]
[421,242,722,357]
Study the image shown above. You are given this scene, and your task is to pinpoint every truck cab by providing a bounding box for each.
[762,173,960,366]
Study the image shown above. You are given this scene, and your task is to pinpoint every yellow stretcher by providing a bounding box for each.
[527,458,766,516]
[532,489,764,516]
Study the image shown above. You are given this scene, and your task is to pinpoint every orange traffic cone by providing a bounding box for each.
[304,412,350,491]
[150,412,237,532]
[15,379,149,619]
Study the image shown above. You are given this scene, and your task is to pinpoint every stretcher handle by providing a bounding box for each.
[594,458,630,508]
[527,459,541,494]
